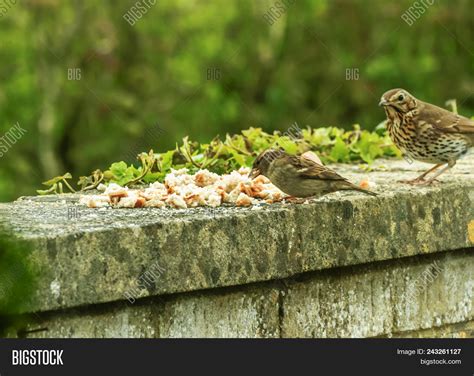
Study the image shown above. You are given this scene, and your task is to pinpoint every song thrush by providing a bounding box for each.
[379,88,474,185]
[249,149,377,198]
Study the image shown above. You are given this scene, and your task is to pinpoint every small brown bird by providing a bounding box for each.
[249,149,377,198]
[380,88,474,185]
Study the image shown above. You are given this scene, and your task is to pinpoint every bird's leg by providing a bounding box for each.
[417,161,455,186]
[284,196,307,204]
[398,163,444,185]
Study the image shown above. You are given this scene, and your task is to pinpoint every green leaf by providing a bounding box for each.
[107,161,138,185]
[275,136,299,155]
[41,173,72,186]
[355,132,384,164]
[329,136,349,162]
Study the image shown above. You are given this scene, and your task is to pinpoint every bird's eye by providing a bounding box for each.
[397,94,405,101]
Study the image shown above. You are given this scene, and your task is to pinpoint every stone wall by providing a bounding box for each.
[1,156,473,338]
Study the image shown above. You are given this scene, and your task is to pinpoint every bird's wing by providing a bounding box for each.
[288,155,347,181]
[422,102,474,134]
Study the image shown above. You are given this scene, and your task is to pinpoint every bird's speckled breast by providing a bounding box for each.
[387,111,470,164]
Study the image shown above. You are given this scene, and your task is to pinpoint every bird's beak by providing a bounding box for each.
[248,168,261,180]
[378,98,388,107]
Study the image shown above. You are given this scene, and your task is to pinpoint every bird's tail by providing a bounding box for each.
[342,182,378,196]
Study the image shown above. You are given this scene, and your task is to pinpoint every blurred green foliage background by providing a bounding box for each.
[0,0,472,201]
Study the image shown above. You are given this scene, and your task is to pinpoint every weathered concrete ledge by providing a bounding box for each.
[14,248,474,338]
[1,156,473,337]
